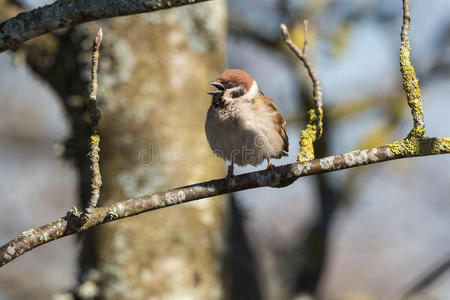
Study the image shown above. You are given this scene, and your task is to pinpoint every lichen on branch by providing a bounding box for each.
[86,28,103,211]
[298,107,323,161]
[388,0,428,155]
[281,22,324,162]
[388,135,450,157]
[400,40,425,134]
[0,0,212,53]
[1,139,449,267]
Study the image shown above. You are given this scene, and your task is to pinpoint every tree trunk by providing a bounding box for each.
[13,1,227,298]
[86,3,228,299]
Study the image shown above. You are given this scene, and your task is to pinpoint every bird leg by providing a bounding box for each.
[226,163,234,179]
[225,163,235,187]
[266,158,276,173]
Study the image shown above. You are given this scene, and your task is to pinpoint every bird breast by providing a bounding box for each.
[205,99,286,166]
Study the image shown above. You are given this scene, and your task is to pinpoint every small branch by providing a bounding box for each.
[401,0,410,43]
[89,28,102,122]
[86,28,103,212]
[1,137,449,267]
[281,22,322,109]
[400,0,425,136]
[401,253,450,299]
[302,20,309,55]
[281,22,323,162]
[87,135,101,211]
[0,0,211,53]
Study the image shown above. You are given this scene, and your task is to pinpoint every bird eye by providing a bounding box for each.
[227,82,237,89]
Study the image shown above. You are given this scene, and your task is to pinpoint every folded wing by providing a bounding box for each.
[252,95,289,156]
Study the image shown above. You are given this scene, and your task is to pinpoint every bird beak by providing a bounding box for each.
[207,81,225,96]
[207,90,224,96]
[208,81,224,90]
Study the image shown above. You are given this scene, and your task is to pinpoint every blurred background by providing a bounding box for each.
[0,0,449,299]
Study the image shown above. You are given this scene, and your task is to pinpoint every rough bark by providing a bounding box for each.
[0,0,212,53]
[3,1,228,298]
[2,138,449,269]
[83,3,228,298]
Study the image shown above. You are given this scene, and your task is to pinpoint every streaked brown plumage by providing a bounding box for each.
[252,95,289,155]
[205,69,288,178]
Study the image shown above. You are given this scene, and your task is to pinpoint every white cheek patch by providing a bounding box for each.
[247,81,259,99]
[223,80,259,103]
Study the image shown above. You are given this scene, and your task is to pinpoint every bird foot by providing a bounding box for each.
[266,160,276,174]
[225,171,235,188]
[225,165,235,188]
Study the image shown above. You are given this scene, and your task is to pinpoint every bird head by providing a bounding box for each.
[208,69,258,99]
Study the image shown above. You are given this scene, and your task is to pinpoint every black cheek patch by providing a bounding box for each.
[231,86,246,98]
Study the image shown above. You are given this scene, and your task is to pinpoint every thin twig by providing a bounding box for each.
[1,137,449,267]
[302,20,309,55]
[401,0,410,43]
[401,253,450,299]
[280,22,322,108]
[86,28,103,212]
[281,22,323,162]
[90,28,102,115]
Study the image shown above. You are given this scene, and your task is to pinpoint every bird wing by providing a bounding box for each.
[252,95,289,153]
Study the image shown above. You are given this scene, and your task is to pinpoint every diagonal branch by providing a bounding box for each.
[1,138,449,267]
[281,22,323,162]
[0,0,211,53]
[401,252,450,299]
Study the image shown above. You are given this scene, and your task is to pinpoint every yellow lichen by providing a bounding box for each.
[400,40,425,133]
[297,107,323,162]
[90,135,100,146]
[388,130,450,156]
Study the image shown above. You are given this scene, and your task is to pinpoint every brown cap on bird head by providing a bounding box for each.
[216,69,254,91]
[207,69,255,96]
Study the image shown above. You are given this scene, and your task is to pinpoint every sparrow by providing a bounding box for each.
[205,69,289,179]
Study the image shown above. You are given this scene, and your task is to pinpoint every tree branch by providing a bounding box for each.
[86,28,103,212]
[1,139,449,267]
[400,0,425,135]
[281,22,324,162]
[0,0,211,53]
[401,252,450,299]
[389,0,428,156]
[1,0,449,270]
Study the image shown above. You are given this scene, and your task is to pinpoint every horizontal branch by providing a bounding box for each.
[1,137,449,267]
[0,0,211,53]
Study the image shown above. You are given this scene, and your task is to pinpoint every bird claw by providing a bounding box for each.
[225,170,235,188]
[225,164,235,186]
[266,160,276,175]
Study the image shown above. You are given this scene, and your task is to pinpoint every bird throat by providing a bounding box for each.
[212,94,227,109]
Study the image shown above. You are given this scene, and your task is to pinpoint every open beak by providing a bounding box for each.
[207,81,224,95]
